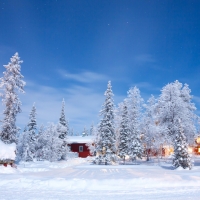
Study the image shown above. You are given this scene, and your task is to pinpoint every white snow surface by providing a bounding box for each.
[1,157,200,199]
[0,140,16,160]
[68,136,94,143]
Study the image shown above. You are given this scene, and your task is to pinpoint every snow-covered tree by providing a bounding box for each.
[172,119,192,170]
[26,104,37,160]
[58,99,69,139]
[82,127,88,137]
[46,123,63,162]
[94,81,117,165]
[90,124,94,136]
[57,99,69,160]
[126,86,143,161]
[35,124,45,160]
[70,128,74,136]
[157,80,197,145]
[17,104,38,162]
[16,127,30,162]
[115,102,124,150]
[142,95,163,160]
[118,102,130,164]
[0,52,25,144]
[37,123,63,162]
[87,125,97,155]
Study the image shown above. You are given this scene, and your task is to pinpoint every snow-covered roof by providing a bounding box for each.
[0,140,16,160]
[68,136,94,144]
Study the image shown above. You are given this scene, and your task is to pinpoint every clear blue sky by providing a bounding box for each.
[0,0,200,133]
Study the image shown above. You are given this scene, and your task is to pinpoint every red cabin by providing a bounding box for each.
[68,136,93,158]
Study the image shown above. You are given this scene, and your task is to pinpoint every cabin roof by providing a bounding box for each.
[68,136,94,144]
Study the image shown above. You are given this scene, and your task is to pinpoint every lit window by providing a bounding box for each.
[188,147,193,153]
[198,148,200,153]
[79,146,83,152]
[196,137,200,144]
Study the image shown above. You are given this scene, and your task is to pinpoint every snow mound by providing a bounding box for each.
[18,158,87,173]
[0,165,17,174]
[0,140,16,160]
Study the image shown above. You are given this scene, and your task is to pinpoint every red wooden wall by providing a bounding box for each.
[69,143,91,158]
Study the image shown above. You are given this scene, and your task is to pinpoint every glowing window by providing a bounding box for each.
[198,148,200,153]
[196,137,200,144]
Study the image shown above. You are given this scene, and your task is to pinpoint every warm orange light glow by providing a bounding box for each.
[196,137,200,144]
[188,147,193,153]
[198,148,200,153]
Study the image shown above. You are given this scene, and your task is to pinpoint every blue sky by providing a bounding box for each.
[0,0,200,133]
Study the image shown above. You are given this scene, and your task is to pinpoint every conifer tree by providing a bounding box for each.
[90,124,94,136]
[94,81,116,165]
[35,124,45,160]
[118,102,130,164]
[126,86,143,161]
[17,104,38,162]
[57,99,69,160]
[0,52,25,144]
[172,119,192,170]
[16,126,30,162]
[27,104,37,161]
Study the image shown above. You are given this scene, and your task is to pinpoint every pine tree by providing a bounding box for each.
[57,99,69,160]
[90,124,94,136]
[16,126,30,162]
[17,104,38,162]
[27,104,37,160]
[70,128,74,136]
[35,124,45,160]
[0,52,25,144]
[126,86,143,161]
[118,102,130,164]
[115,102,124,150]
[58,99,69,139]
[172,119,192,170]
[82,127,88,136]
[94,81,116,165]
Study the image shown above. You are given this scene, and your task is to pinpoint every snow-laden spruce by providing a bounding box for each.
[157,80,197,145]
[118,102,130,164]
[172,119,192,170]
[115,101,124,151]
[126,86,143,161]
[57,99,69,160]
[94,81,117,165]
[17,104,37,162]
[0,52,25,144]
[90,123,95,136]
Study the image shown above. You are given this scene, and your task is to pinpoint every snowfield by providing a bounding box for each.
[1,157,200,199]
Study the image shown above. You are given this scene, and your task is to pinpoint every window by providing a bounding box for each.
[79,146,83,152]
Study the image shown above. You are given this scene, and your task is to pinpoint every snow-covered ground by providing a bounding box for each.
[1,157,200,199]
